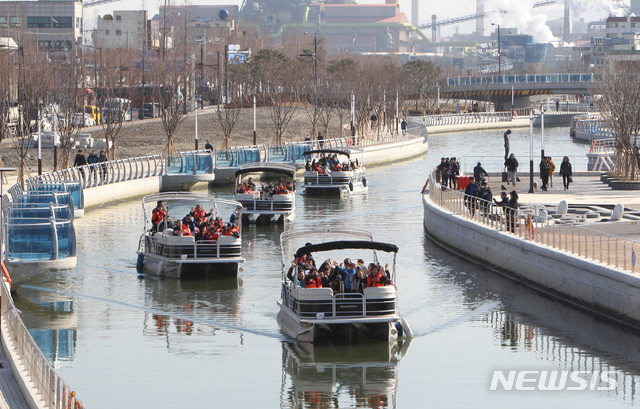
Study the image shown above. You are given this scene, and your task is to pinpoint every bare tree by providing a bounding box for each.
[215,103,241,150]
[152,56,187,155]
[54,59,83,169]
[597,65,640,180]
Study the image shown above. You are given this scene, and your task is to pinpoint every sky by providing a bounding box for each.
[84,0,632,42]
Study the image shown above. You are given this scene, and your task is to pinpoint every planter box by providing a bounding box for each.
[610,180,640,190]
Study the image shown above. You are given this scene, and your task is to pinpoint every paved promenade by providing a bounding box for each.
[0,347,30,409]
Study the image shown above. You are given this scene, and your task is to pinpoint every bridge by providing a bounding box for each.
[444,73,599,108]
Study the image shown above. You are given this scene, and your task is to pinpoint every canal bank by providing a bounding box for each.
[422,173,640,330]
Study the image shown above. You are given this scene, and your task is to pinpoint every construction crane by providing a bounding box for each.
[83,0,127,7]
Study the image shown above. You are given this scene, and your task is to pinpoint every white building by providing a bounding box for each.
[0,0,83,49]
[95,10,148,49]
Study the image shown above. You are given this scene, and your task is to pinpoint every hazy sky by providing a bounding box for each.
[84,0,630,41]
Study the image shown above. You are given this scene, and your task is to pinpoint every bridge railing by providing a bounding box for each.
[411,112,513,127]
[0,279,85,408]
[590,138,616,155]
[573,119,613,140]
[447,73,598,88]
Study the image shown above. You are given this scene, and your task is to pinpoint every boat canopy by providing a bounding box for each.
[303,149,350,158]
[294,240,399,258]
[234,163,296,178]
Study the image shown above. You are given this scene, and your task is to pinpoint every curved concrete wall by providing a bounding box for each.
[422,192,640,328]
[83,176,162,209]
[360,136,429,167]
[426,117,530,135]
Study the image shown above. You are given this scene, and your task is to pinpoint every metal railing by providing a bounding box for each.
[0,280,85,408]
[447,73,598,88]
[412,112,513,127]
[142,235,242,259]
[456,156,587,174]
[28,154,165,190]
[237,197,294,213]
[590,138,616,154]
[427,170,640,274]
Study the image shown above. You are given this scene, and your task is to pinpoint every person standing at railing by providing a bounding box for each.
[400,119,407,135]
[464,177,478,216]
[98,150,108,180]
[317,132,324,148]
[506,191,519,233]
[556,100,560,112]
[204,140,214,151]
[478,181,493,216]
[73,149,87,180]
[504,153,518,187]
[473,162,488,184]
[559,156,573,191]
[87,150,98,183]
[449,157,459,189]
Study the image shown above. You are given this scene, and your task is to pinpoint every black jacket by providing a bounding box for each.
[559,161,572,176]
[73,154,87,167]
[504,157,518,172]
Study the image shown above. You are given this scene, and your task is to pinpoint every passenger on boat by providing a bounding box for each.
[304,269,322,288]
[190,204,212,223]
[224,223,240,238]
[247,177,257,191]
[173,220,193,237]
[336,258,357,292]
[151,201,167,232]
[182,214,198,235]
[367,264,390,287]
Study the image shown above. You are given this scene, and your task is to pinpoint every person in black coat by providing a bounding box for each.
[73,149,87,179]
[559,156,573,191]
[506,191,519,233]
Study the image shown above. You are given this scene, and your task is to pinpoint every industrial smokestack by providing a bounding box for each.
[476,0,485,36]
[563,1,572,42]
[411,0,419,27]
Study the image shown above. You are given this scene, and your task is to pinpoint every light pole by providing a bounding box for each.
[528,114,534,193]
[491,23,501,77]
[253,94,257,145]
[0,168,16,265]
[540,105,545,160]
[302,32,318,94]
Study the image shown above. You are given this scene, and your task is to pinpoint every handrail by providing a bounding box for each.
[447,73,599,88]
[0,279,86,408]
[426,169,640,274]
[411,112,514,127]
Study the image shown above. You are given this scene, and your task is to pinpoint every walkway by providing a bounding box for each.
[0,347,30,409]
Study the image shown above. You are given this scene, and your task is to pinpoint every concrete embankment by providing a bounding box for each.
[426,117,530,135]
[422,191,640,329]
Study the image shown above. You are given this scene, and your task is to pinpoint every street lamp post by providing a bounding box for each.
[540,105,545,160]
[529,114,534,193]
[303,32,318,94]
[491,23,502,77]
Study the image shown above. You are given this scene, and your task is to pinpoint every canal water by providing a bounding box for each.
[16,127,640,408]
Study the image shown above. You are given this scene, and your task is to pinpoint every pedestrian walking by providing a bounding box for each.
[98,150,109,181]
[504,153,518,187]
[87,149,99,184]
[539,156,550,191]
[559,156,573,191]
[73,149,87,180]
[441,158,451,188]
[478,181,493,216]
[548,157,556,188]
[464,177,478,216]
[473,162,488,184]
[400,119,408,135]
[556,100,560,111]
[506,191,519,233]
[317,132,324,148]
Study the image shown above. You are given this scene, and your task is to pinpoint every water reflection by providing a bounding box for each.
[424,234,640,402]
[16,276,77,365]
[281,340,410,409]
[141,277,245,355]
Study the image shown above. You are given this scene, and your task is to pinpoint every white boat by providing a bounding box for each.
[302,149,367,196]
[136,192,244,278]
[277,229,412,343]
[233,162,296,223]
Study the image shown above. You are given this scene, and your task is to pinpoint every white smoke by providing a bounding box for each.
[486,0,557,42]
[569,0,627,17]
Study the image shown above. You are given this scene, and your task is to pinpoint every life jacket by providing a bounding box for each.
[152,208,166,224]
[304,275,322,288]
[204,228,219,241]
[180,224,193,236]
[237,185,246,193]
[224,226,239,236]
[192,208,206,219]
[367,272,386,287]
[315,165,323,174]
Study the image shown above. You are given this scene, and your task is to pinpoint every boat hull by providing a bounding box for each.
[140,252,240,278]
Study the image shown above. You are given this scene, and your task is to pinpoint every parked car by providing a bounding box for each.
[142,103,161,118]
[72,113,96,127]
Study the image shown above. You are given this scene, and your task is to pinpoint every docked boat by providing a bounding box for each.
[302,149,367,196]
[234,162,296,223]
[136,192,244,278]
[277,229,412,343]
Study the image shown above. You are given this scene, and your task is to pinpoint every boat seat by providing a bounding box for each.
[235,192,258,200]
[364,286,396,299]
[217,235,240,245]
[156,233,195,245]
[296,287,334,300]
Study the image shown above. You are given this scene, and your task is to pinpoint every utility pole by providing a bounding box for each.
[528,113,534,194]
[491,23,501,77]
[253,94,257,145]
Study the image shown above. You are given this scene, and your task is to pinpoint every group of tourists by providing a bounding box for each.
[305,154,360,174]
[288,254,391,292]
[504,154,573,192]
[435,157,460,189]
[236,177,293,196]
[73,149,109,180]
[150,201,240,241]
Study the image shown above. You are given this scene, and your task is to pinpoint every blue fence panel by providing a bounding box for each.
[29,183,83,210]
[268,147,287,162]
[7,224,55,260]
[242,149,261,165]
[195,154,213,174]
[56,222,75,258]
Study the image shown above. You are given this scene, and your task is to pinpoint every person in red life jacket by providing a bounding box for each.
[224,223,240,238]
[190,204,212,222]
[314,163,323,174]
[303,269,322,288]
[244,183,254,194]
[367,264,389,287]
[237,184,246,193]
[202,223,220,242]
[151,201,167,232]
[173,220,193,237]
[246,177,257,191]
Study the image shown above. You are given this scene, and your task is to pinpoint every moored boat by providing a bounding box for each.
[137,192,244,278]
[277,229,411,343]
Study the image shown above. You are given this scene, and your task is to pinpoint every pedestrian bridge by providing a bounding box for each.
[444,73,599,101]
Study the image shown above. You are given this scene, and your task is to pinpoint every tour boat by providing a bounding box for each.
[136,192,244,278]
[277,229,412,343]
[233,162,296,223]
[302,149,368,196]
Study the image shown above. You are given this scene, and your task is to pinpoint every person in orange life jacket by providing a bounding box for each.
[303,269,322,288]
[151,201,167,231]
[237,184,246,193]
[173,220,193,237]
[224,224,240,238]
[247,177,256,191]
[182,214,197,234]
[203,224,220,241]
[190,204,212,221]
[337,258,357,291]
[367,264,389,287]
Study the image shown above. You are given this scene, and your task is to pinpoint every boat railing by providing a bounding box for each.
[0,279,86,409]
[145,235,242,259]
[237,196,294,212]
[426,168,640,274]
[282,284,396,320]
[304,172,354,186]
